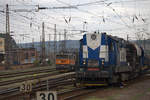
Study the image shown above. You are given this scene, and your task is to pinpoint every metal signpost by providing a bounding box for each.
[20,81,32,100]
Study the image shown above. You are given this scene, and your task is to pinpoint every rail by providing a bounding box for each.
[0,72,75,100]
[0,67,56,79]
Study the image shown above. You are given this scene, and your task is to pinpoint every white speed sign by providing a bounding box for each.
[36,91,57,100]
[20,81,32,92]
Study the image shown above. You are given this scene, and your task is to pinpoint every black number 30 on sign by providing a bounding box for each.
[20,82,32,92]
[37,91,57,100]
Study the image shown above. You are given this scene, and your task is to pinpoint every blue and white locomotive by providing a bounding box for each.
[77,32,145,86]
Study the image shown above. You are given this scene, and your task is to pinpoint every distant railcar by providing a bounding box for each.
[55,53,76,71]
[77,32,148,86]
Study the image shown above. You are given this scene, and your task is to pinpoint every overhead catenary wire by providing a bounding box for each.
[0,7,74,32]
[0,0,149,42]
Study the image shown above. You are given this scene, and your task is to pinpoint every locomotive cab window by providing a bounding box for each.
[69,55,73,59]
[56,55,68,59]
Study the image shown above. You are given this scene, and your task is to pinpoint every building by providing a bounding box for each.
[16,48,38,64]
[0,33,39,65]
[0,33,18,64]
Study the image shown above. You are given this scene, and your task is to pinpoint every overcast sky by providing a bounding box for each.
[0,0,150,43]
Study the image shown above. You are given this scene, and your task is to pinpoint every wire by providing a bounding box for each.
[55,0,133,27]
[109,0,150,4]
[104,2,131,28]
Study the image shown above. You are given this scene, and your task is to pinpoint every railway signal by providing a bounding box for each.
[36,91,57,100]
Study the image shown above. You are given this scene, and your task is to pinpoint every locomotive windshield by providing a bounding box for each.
[56,55,68,59]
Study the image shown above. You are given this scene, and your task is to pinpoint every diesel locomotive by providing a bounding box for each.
[76,32,148,86]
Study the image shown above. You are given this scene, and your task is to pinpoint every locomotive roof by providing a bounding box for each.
[83,32,128,43]
[56,52,76,56]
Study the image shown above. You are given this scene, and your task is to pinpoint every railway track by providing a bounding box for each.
[0,72,75,100]
[58,72,150,100]
[60,89,97,100]
[0,68,60,86]
[121,73,150,88]
[1,70,150,100]
[0,66,56,79]
[0,70,59,86]
[57,85,105,100]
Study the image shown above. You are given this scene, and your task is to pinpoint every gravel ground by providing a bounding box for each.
[74,77,150,100]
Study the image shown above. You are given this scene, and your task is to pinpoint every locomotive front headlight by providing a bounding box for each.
[80,68,83,71]
[102,59,105,65]
[83,60,86,64]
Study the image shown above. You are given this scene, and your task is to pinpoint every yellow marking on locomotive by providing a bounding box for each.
[142,66,148,70]
[59,70,68,73]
